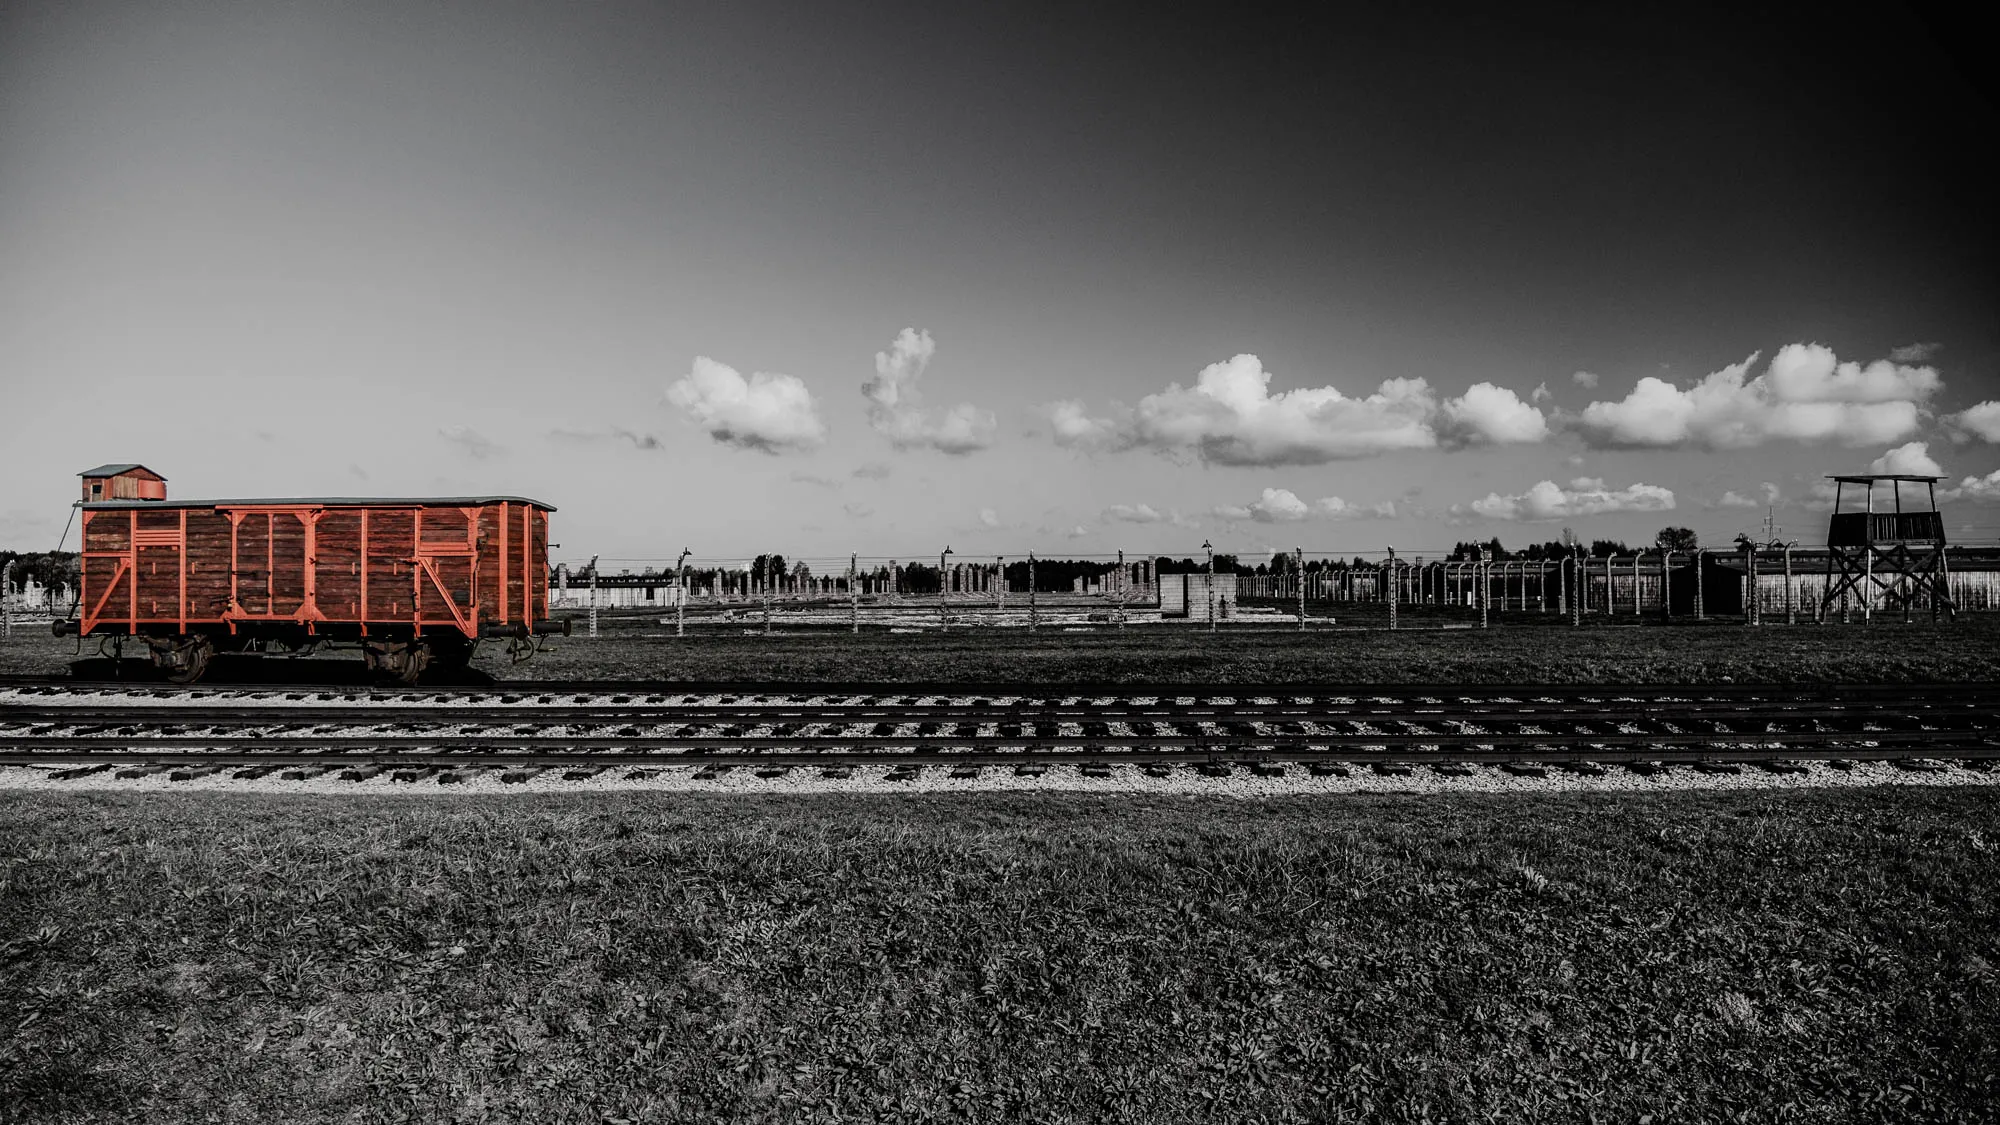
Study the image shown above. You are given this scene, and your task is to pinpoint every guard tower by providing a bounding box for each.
[1819,474,1953,620]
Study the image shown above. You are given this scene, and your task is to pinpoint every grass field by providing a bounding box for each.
[4,790,1997,1123]
[5,613,2000,685]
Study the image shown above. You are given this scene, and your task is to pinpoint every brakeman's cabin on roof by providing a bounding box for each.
[79,464,166,503]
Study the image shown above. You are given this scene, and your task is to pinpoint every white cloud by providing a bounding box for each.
[1572,370,1600,388]
[1716,483,1781,509]
[1049,354,1442,465]
[1868,441,1943,477]
[1941,469,2000,503]
[439,425,500,459]
[1945,402,2000,444]
[1530,382,1552,403]
[1314,496,1398,519]
[1889,342,1940,364]
[1436,382,1549,445]
[1212,487,1396,523]
[548,427,662,451]
[1064,525,1090,539]
[1576,344,1940,449]
[862,328,996,455]
[1104,503,1199,528]
[852,462,891,480]
[667,356,827,453]
[1105,503,1167,523]
[1047,400,1135,451]
[978,507,1001,528]
[1464,478,1676,522]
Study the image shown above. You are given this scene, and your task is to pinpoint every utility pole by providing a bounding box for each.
[675,548,691,637]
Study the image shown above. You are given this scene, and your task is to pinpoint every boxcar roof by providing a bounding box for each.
[77,463,165,479]
[81,495,555,511]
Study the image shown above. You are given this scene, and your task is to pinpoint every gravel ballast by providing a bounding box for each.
[3,759,1993,797]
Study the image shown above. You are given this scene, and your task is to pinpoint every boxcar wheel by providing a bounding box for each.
[363,641,431,687]
[152,636,213,685]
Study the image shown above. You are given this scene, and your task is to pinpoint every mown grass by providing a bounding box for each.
[4,790,1997,1123]
[475,614,2000,685]
[7,614,1998,685]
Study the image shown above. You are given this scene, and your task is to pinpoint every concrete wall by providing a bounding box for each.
[1158,573,1238,620]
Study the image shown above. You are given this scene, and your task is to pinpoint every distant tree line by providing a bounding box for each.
[0,550,78,595]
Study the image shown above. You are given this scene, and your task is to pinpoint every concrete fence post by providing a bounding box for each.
[762,555,773,635]
[1745,543,1759,625]
[1479,549,1490,629]
[1028,553,1038,632]
[939,549,952,632]
[676,551,689,637]
[1297,547,1306,628]
[996,556,1005,613]
[1661,551,1673,619]
[1,560,12,639]
[589,564,599,638]
[1569,553,1581,627]
[1387,546,1399,631]
[1206,543,1217,633]
[1783,545,1794,625]
[850,554,860,634]
[1695,549,1706,620]
[1862,545,1875,623]
[1116,550,1127,629]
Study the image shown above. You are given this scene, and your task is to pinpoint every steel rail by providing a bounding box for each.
[5,743,1997,771]
[5,700,1992,728]
[6,675,1995,701]
[4,728,1992,754]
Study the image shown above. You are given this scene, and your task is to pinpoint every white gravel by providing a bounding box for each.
[3,760,1993,797]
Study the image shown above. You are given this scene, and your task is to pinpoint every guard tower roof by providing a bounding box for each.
[1825,474,1944,484]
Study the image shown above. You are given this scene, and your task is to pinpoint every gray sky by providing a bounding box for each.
[4,1,1996,568]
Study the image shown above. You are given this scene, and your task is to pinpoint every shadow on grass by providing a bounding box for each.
[60,656,496,687]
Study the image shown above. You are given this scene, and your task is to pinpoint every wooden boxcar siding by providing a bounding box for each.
[471,503,548,628]
[78,502,549,636]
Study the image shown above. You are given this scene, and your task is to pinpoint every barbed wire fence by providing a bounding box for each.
[544,543,2000,635]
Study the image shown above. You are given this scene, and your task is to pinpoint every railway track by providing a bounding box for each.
[3,681,1996,775]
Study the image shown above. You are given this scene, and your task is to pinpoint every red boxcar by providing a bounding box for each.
[58,494,562,682]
